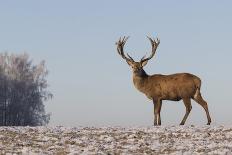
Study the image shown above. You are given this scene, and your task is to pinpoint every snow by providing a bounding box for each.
[0,126,232,154]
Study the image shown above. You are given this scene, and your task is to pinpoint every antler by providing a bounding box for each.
[116,36,134,62]
[140,36,160,63]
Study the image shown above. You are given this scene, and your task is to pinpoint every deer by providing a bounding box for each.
[116,36,212,126]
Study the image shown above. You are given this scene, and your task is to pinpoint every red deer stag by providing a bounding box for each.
[116,36,211,126]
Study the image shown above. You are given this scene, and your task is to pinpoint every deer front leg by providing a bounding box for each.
[153,98,162,126]
[157,100,162,125]
[153,99,157,126]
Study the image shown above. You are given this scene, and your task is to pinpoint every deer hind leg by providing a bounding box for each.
[180,98,192,125]
[153,98,162,126]
[193,91,212,125]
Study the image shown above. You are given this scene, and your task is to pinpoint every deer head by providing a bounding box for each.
[116,36,160,75]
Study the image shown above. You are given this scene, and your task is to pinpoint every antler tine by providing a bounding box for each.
[140,55,146,62]
[147,36,160,47]
[140,36,160,63]
[127,53,134,62]
[116,36,134,62]
[147,36,153,46]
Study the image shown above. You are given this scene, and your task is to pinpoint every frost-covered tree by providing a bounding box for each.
[0,53,52,126]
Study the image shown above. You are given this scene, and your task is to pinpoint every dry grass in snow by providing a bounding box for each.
[0,126,232,154]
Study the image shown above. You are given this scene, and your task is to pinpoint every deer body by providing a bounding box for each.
[133,72,200,101]
[116,36,211,126]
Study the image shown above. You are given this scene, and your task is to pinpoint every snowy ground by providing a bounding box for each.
[0,126,232,154]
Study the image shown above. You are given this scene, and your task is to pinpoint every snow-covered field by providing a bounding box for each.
[0,126,232,154]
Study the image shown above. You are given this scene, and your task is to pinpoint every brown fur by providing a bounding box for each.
[116,36,212,126]
[134,72,200,100]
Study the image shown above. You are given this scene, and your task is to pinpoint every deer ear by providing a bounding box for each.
[126,60,133,66]
[141,60,148,67]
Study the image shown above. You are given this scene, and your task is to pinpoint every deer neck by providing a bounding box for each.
[132,69,148,93]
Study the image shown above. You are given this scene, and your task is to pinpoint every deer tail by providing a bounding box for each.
[193,77,201,99]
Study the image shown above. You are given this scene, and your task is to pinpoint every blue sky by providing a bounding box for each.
[1,1,232,126]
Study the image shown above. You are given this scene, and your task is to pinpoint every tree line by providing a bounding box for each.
[0,53,52,126]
